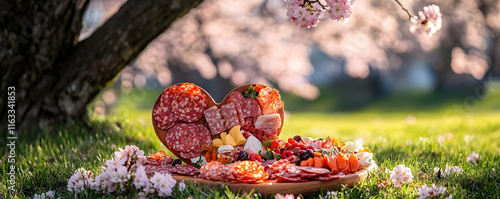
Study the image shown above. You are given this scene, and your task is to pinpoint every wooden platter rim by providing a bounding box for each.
[171,167,370,196]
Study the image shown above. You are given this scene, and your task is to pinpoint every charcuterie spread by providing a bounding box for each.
[149,83,376,194]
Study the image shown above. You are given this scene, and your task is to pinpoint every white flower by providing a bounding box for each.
[417,184,448,199]
[466,151,479,164]
[33,191,55,199]
[67,168,92,193]
[325,191,338,199]
[355,152,376,168]
[343,138,364,152]
[178,181,186,192]
[150,173,176,197]
[434,164,463,177]
[133,165,150,189]
[389,164,413,188]
[275,194,299,199]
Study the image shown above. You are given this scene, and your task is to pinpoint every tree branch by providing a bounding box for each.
[393,0,413,20]
[53,0,204,117]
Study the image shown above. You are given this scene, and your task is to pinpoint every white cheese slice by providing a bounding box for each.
[244,135,262,154]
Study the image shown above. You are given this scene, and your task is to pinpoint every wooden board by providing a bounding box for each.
[172,167,370,196]
[152,84,285,164]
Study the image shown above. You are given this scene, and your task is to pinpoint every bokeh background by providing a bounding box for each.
[84,0,500,128]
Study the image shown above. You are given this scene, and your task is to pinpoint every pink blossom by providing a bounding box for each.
[325,0,356,22]
[67,168,93,193]
[286,1,325,28]
[466,151,479,164]
[410,4,443,37]
[389,164,413,188]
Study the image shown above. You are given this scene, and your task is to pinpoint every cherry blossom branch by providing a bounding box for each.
[393,0,413,20]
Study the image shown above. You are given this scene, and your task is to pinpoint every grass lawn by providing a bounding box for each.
[2,86,500,198]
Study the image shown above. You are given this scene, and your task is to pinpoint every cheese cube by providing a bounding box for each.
[212,138,224,147]
[229,125,246,146]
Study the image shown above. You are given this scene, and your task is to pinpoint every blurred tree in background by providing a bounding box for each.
[0,0,203,129]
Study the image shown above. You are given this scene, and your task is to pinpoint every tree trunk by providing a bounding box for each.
[0,0,204,130]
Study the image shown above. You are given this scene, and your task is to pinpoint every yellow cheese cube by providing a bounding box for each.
[225,134,237,147]
[229,125,246,146]
[220,132,227,145]
[212,138,224,147]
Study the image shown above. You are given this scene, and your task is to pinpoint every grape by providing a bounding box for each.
[300,149,313,160]
[172,159,182,166]
[293,135,302,142]
[238,151,248,161]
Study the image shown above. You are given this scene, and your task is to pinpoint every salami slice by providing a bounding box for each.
[144,164,173,176]
[165,123,202,153]
[203,106,225,135]
[178,151,200,159]
[197,124,212,146]
[227,91,245,124]
[153,102,177,130]
[241,98,262,118]
[171,165,200,176]
[171,83,208,122]
[298,166,332,175]
[200,161,231,181]
[229,161,268,183]
[275,175,308,182]
[220,102,240,130]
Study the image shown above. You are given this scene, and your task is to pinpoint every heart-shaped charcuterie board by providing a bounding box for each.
[152,83,285,164]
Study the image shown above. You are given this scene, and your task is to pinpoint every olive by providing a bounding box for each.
[172,159,182,166]
[300,149,313,160]
[293,135,302,142]
[238,151,248,161]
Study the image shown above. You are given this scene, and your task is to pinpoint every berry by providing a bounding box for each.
[285,142,293,149]
[172,159,182,166]
[270,140,279,150]
[249,153,262,163]
[288,138,297,145]
[293,135,302,142]
[238,151,248,161]
[298,144,306,150]
[307,145,314,150]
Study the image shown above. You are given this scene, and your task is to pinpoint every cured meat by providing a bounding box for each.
[165,123,211,159]
[241,98,262,118]
[256,87,284,115]
[171,165,200,176]
[274,164,338,182]
[228,161,268,183]
[144,164,173,176]
[203,106,225,135]
[161,84,180,104]
[171,83,208,122]
[227,91,245,124]
[153,102,177,130]
[254,113,281,129]
[147,150,173,165]
[241,117,255,132]
[199,161,231,181]
[254,128,278,142]
[166,123,200,152]
[220,102,240,130]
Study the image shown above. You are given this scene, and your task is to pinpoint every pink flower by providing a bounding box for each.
[410,4,443,37]
[150,172,176,197]
[466,151,479,164]
[325,0,356,22]
[389,164,413,188]
[286,1,325,28]
[67,168,93,193]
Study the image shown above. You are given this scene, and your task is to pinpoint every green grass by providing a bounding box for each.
[2,84,500,198]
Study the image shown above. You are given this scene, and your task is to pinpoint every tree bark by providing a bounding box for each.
[0,0,203,130]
